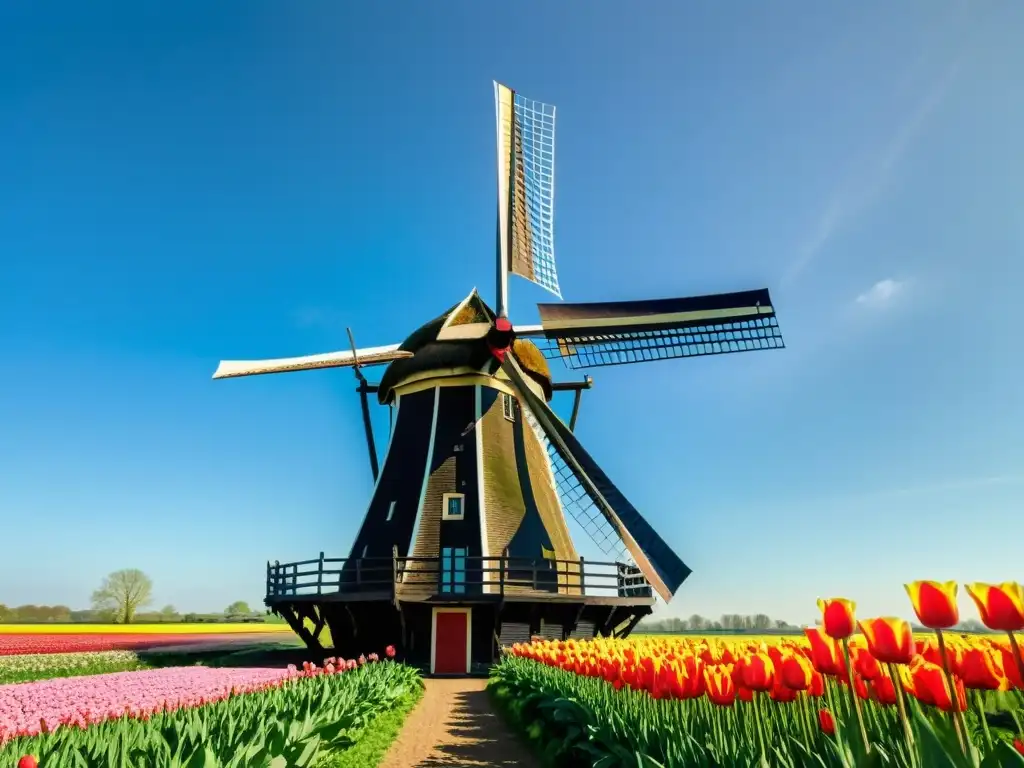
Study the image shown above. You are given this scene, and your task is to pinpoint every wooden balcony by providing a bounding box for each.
[265,552,653,605]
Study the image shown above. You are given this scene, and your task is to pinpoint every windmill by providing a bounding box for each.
[214,83,783,674]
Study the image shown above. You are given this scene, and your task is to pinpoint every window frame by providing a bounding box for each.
[442,492,465,521]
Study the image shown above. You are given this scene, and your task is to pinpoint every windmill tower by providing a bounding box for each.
[214,83,784,674]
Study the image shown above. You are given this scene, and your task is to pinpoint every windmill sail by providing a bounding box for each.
[495,82,560,299]
[528,288,783,369]
[501,356,691,602]
[212,344,411,379]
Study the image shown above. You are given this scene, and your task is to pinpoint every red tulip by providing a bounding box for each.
[872,673,898,706]
[910,659,967,712]
[994,642,1024,690]
[704,665,736,707]
[817,598,856,639]
[850,644,882,682]
[18,757,38,768]
[819,709,836,735]
[965,582,1024,632]
[804,626,845,677]
[779,651,814,691]
[808,669,826,697]
[858,617,916,665]
[740,653,775,692]
[1015,738,1024,756]
[905,581,959,629]
[957,646,1009,691]
[385,644,396,658]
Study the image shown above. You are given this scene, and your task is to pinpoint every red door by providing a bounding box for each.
[434,611,468,674]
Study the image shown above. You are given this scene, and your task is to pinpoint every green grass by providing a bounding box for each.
[0,651,150,685]
[318,686,423,768]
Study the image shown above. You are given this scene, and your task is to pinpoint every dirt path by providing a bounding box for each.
[378,677,540,768]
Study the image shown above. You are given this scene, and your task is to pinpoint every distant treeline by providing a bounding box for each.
[638,614,797,633]
[0,604,281,625]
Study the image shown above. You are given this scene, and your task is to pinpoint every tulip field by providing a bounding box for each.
[0,623,294,657]
[491,581,1024,767]
[0,651,147,686]
[0,635,420,767]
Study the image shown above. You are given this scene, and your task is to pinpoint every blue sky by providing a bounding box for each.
[1,2,1021,625]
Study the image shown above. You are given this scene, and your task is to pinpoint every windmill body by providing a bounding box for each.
[216,83,784,673]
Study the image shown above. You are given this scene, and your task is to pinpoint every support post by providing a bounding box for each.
[392,545,399,606]
[579,556,586,596]
[279,604,325,654]
[566,376,591,432]
[499,550,506,596]
[569,389,583,431]
[358,385,379,481]
[317,551,324,595]
[346,328,379,482]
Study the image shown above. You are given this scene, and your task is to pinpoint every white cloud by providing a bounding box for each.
[855,278,904,307]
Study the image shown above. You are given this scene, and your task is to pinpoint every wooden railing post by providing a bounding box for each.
[356,557,362,586]
[579,556,586,596]
[265,560,272,597]
[392,546,399,599]
[498,553,506,596]
[317,551,324,595]
[531,560,538,591]
[274,560,280,596]
[291,563,297,594]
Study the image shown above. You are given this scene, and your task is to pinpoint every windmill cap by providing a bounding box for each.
[376,297,552,403]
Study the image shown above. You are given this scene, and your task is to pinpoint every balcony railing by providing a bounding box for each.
[265,552,652,601]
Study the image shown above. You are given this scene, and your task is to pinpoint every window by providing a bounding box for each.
[386,501,396,522]
[361,544,369,558]
[441,546,467,594]
[502,392,515,421]
[442,492,464,520]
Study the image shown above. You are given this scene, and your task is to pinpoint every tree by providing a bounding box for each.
[225,601,251,618]
[91,569,153,624]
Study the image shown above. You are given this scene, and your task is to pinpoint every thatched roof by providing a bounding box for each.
[377,291,553,403]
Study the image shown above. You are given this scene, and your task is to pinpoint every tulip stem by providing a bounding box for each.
[798,692,813,749]
[887,663,915,762]
[752,692,769,759]
[840,638,871,754]
[934,629,968,754]
[974,690,994,755]
[1007,631,1024,694]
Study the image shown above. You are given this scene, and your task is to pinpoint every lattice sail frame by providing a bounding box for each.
[495,82,560,298]
[534,315,784,370]
[520,401,631,564]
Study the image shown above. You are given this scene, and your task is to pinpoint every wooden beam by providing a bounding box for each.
[279,603,325,654]
[551,377,593,393]
[569,389,583,431]
[347,329,380,482]
[358,386,379,481]
[615,610,648,639]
